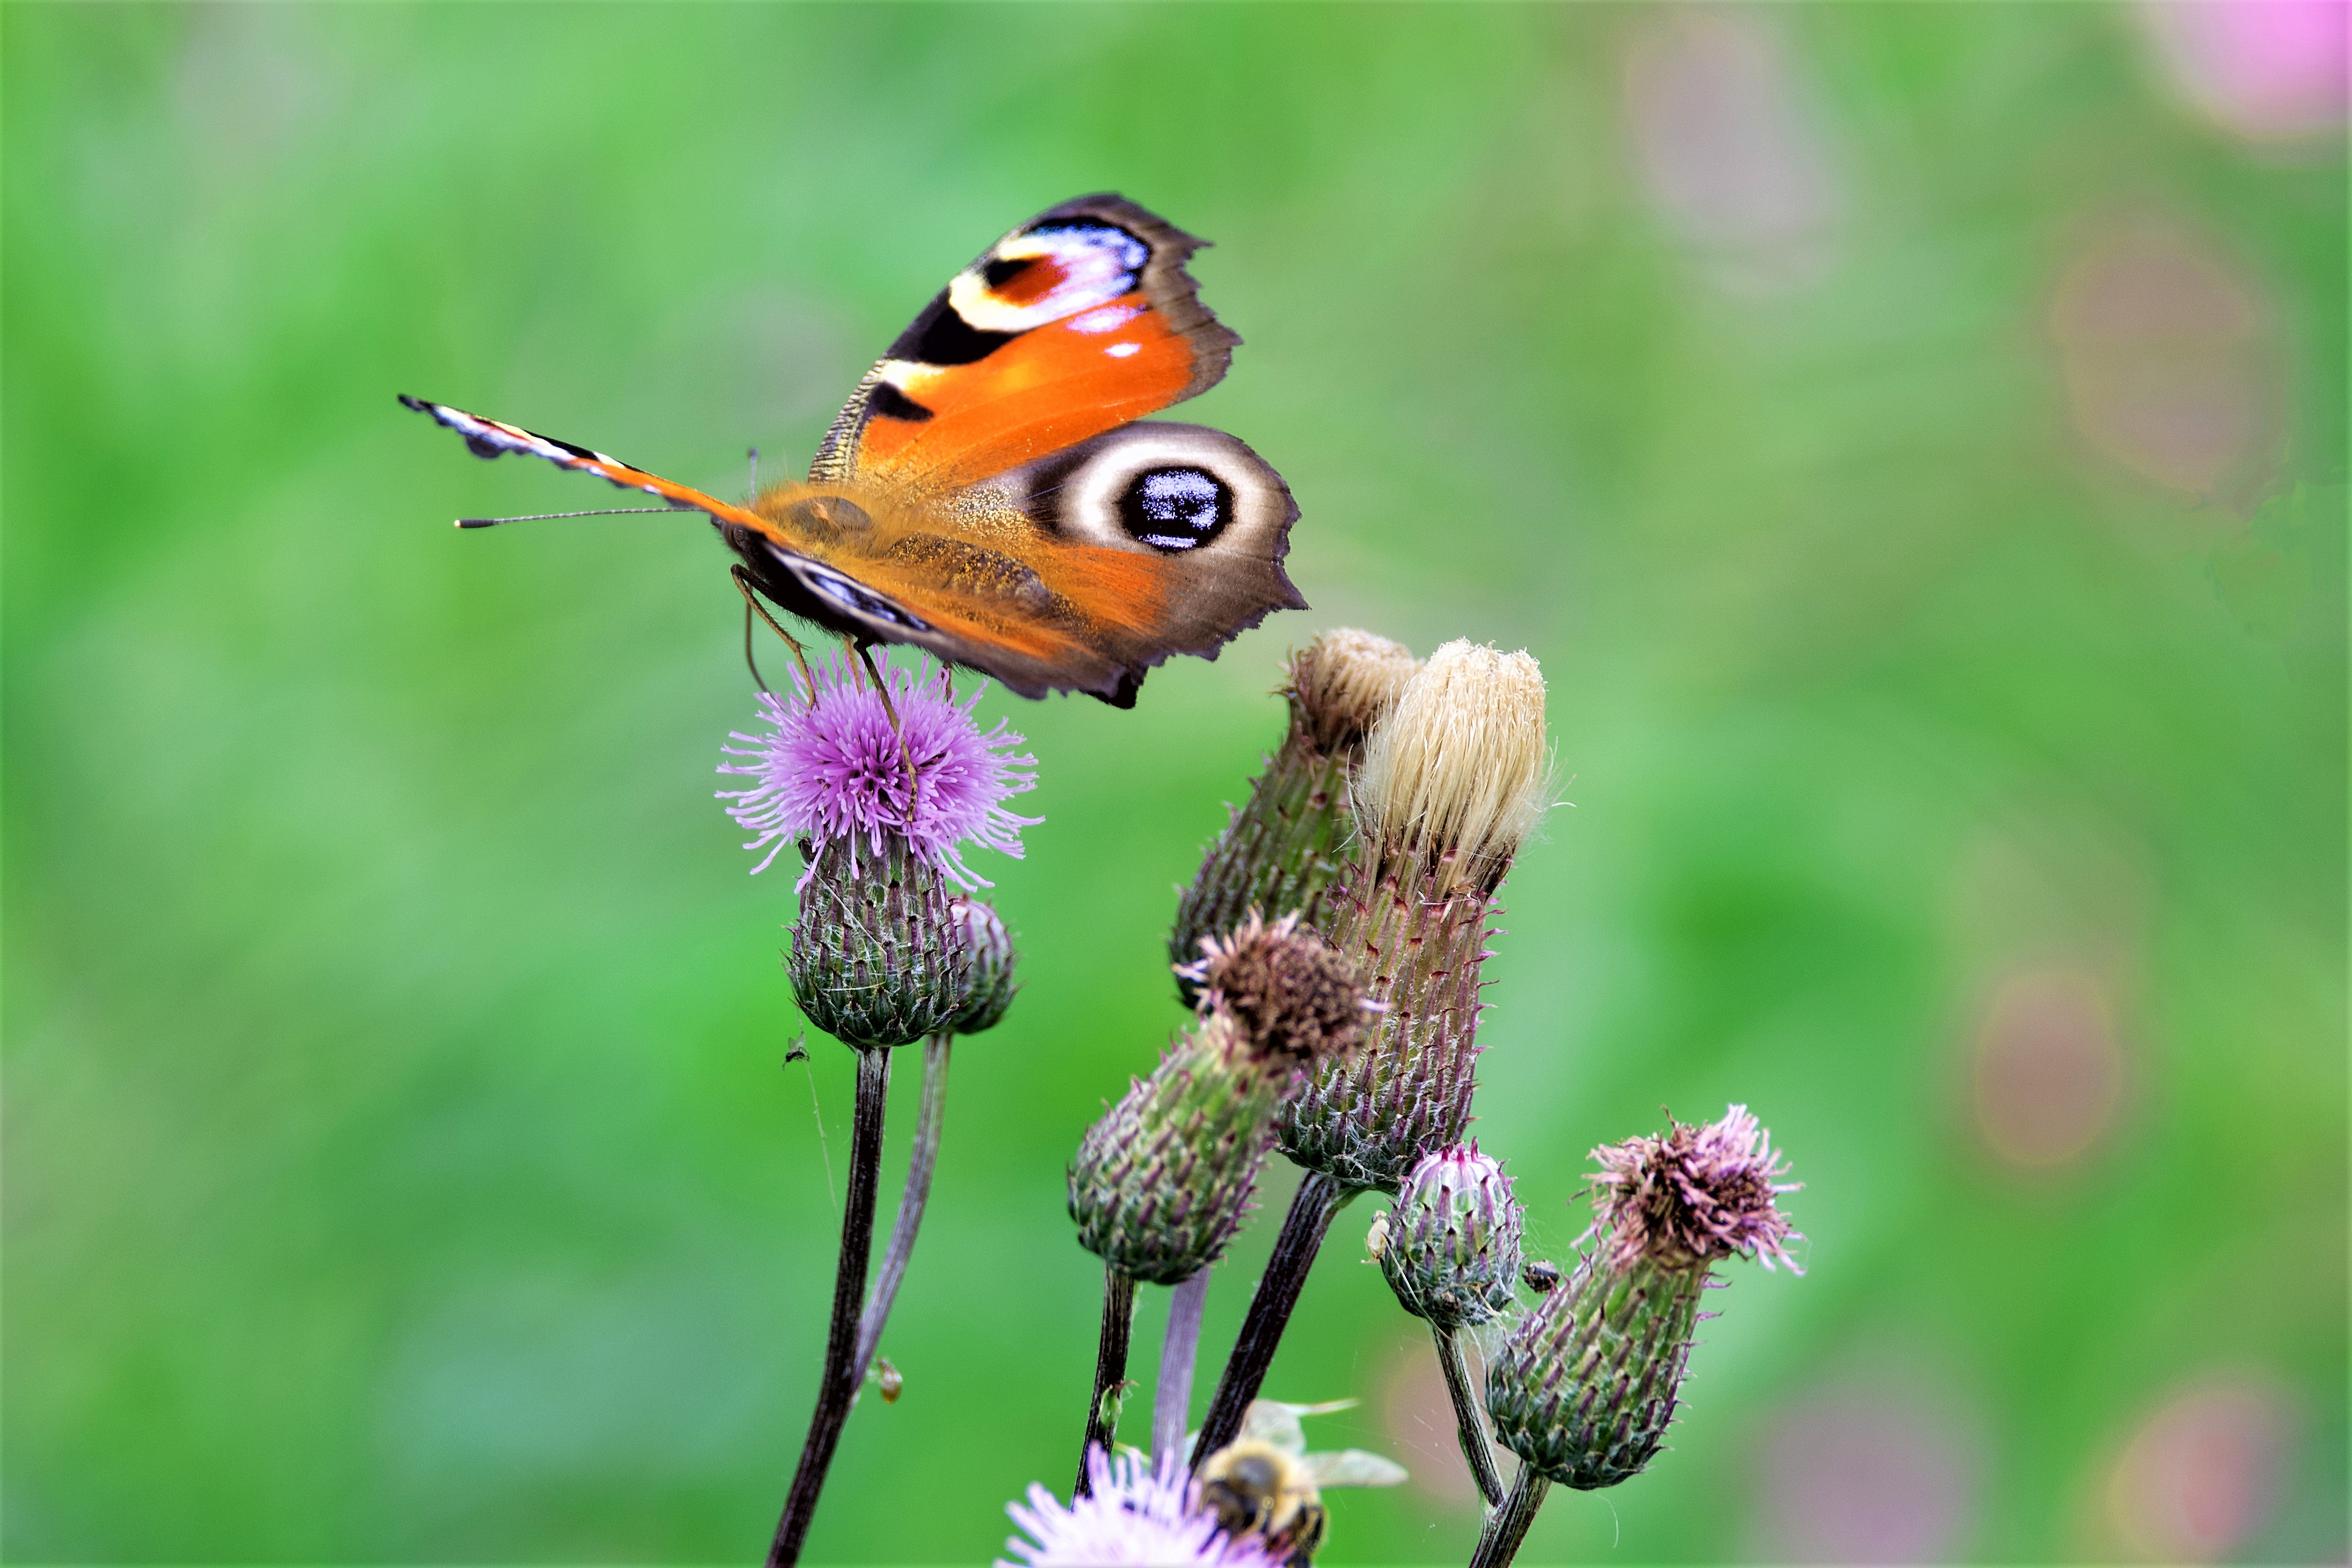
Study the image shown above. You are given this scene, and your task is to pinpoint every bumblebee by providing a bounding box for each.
[1201,1439,1329,1559]
[1196,1400,1408,1566]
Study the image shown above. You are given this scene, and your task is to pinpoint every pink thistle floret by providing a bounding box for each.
[999,1447,1281,1568]
[1584,1103,1804,1275]
[716,650,1040,890]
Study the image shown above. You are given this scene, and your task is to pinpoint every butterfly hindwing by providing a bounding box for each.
[811,195,1241,491]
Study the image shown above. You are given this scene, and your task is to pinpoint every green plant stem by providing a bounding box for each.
[1466,1463,1550,1568]
[853,1032,950,1390]
[1190,1171,1347,1469]
[767,1045,891,1568]
[1076,1266,1138,1496]
[1434,1322,1505,1507]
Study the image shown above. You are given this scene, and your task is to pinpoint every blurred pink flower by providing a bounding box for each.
[1972,966,2128,1170]
[716,650,1039,889]
[1752,1378,1983,1563]
[1621,11,1840,294]
[2140,0,2350,141]
[2048,223,2279,500]
[2103,1373,2296,1562]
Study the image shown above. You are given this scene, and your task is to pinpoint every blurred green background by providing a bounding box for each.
[5,4,2345,1564]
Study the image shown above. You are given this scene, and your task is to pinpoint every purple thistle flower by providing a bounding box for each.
[1584,1103,1804,1275]
[717,650,1040,890]
[1000,1448,1282,1568]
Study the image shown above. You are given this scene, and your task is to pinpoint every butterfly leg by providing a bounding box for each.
[741,600,771,694]
[731,565,816,694]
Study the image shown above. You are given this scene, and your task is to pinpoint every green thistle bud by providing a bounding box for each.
[788,834,971,1048]
[1279,642,1551,1194]
[1486,1106,1802,1490]
[1171,630,1419,1008]
[1372,1143,1523,1330]
[945,897,1017,1035]
[1071,918,1374,1284]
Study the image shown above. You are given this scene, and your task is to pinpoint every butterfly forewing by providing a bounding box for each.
[812,195,1240,491]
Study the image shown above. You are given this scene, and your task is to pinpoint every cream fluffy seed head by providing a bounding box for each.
[1286,628,1423,752]
[1357,640,1550,864]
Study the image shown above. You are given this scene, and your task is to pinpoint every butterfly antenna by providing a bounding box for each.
[455,507,682,529]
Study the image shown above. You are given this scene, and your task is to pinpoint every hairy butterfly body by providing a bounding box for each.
[403,194,1302,706]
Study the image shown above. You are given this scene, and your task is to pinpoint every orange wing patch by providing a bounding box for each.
[852,293,1198,486]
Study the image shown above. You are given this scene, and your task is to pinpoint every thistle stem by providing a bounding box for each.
[1153,1269,1211,1465]
[1434,1322,1505,1507]
[1466,1463,1550,1568]
[1190,1170,1347,1469]
[1171,738,1353,1005]
[1076,1266,1138,1496]
[767,1045,891,1568]
[853,1032,950,1388]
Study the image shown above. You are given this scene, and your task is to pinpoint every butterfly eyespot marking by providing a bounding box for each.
[1119,465,1231,552]
[945,220,1152,337]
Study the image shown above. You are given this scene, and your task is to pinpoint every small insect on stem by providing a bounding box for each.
[876,1358,903,1404]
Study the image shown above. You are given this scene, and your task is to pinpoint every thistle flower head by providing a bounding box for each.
[1375,1142,1524,1329]
[999,1447,1281,1568]
[1286,628,1422,753]
[1585,1104,1804,1275]
[1182,912,1378,1075]
[717,650,1041,890]
[1357,639,1549,872]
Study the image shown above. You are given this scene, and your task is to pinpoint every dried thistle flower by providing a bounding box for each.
[1486,1106,1803,1492]
[1171,630,1419,1006]
[1278,641,1551,1194]
[1181,911,1380,1069]
[1584,1103,1803,1275]
[1288,627,1423,753]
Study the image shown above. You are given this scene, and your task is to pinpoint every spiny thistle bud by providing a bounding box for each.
[1171,630,1420,1008]
[1072,925,1372,1285]
[1486,1106,1801,1490]
[1372,1144,1524,1330]
[1278,641,1550,1194]
[946,897,1018,1035]
[788,834,973,1048]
